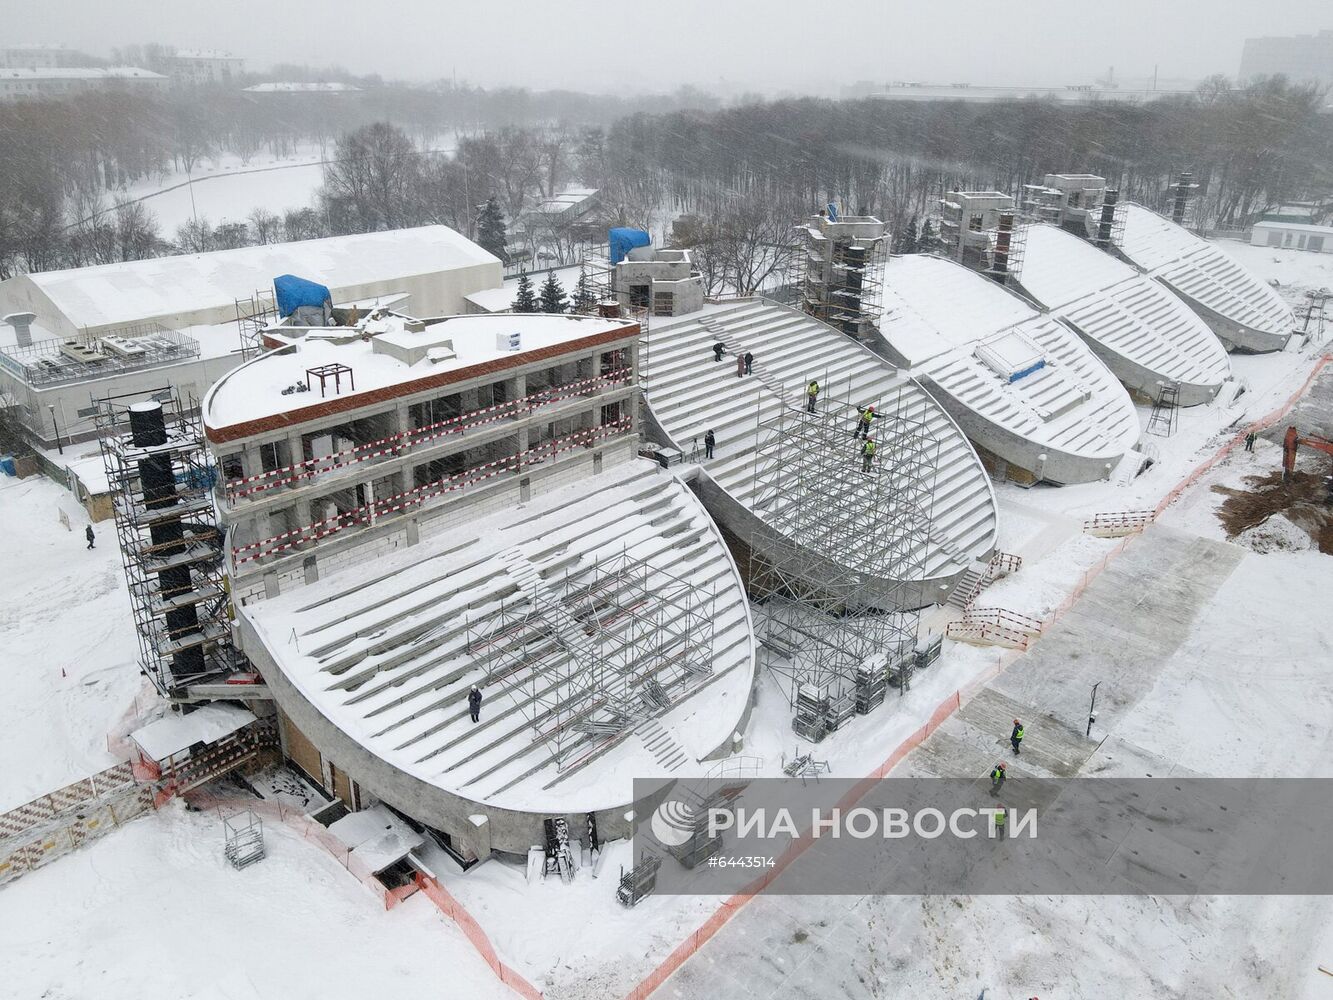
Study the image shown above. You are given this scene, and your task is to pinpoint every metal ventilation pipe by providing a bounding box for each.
[1171,172,1193,225]
[1096,189,1119,247]
[3,311,37,348]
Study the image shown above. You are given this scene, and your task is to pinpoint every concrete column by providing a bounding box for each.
[243,445,264,480]
[462,813,492,863]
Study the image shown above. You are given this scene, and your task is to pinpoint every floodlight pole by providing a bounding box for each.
[1087,681,1101,737]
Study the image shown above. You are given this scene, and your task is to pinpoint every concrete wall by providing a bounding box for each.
[1,352,239,447]
[236,611,640,859]
[1049,313,1225,408]
[1153,275,1290,354]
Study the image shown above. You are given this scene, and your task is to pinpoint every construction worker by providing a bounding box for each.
[990,761,1006,795]
[993,806,1007,839]
[744,351,754,375]
[736,354,745,378]
[468,685,483,724]
[861,437,877,473]
[713,341,725,363]
[1010,719,1024,756]
[1245,431,1256,452]
[806,380,820,413]
[85,524,95,550]
[704,429,716,460]
[854,404,876,440]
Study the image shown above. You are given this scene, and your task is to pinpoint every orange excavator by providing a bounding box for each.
[1282,426,1333,488]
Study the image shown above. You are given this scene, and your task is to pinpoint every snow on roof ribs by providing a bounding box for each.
[239,460,757,820]
[641,299,999,602]
[1115,204,1293,352]
[875,255,1139,485]
[1016,224,1231,405]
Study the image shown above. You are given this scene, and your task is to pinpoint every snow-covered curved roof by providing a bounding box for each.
[642,300,998,589]
[242,461,756,814]
[877,256,1139,483]
[1019,225,1231,404]
[1117,204,1293,351]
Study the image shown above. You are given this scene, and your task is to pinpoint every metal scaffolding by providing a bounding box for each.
[796,220,888,338]
[746,375,940,737]
[95,386,245,697]
[235,290,276,361]
[463,549,717,774]
[938,192,1027,286]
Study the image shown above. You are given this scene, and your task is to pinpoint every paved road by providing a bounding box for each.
[657,524,1245,999]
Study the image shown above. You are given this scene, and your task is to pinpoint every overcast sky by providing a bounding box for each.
[6,0,1331,95]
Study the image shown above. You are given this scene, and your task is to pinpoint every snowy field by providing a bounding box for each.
[0,801,516,1000]
[115,132,458,233]
[1,239,1332,998]
[0,474,145,813]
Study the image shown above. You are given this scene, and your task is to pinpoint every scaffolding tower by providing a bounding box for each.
[796,215,889,339]
[235,289,277,361]
[938,192,1027,286]
[746,375,940,738]
[95,386,245,698]
[463,550,717,776]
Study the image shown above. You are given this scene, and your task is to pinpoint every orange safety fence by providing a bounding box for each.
[414,873,545,1000]
[621,349,1333,1000]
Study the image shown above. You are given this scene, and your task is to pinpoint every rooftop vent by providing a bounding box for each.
[3,311,37,348]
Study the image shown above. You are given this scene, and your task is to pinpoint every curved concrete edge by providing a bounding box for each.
[1154,276,1292,355]
[640,371,999,607]
[1066,318,1226,407]
[915,375,1132,486]
[235,470,759,857]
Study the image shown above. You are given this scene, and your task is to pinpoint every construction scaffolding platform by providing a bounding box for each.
[235,289,277,362]
[463,549,717,781]
[796,216,888,338]
[748,376,939,737]
[96,387,246,698]
[938,192,1027,286]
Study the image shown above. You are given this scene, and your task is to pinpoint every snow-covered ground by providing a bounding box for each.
[119,148,330,233]
[0,801,516,1000]
[0,474,146,813]
[2,240,1332,999]
[115,133,459,233]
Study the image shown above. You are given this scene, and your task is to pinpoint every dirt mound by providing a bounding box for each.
[1212,470,1333,554]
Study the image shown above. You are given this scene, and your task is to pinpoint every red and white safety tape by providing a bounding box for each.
[224,369,631,500]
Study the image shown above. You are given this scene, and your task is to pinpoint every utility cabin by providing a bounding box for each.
[1251,221,1333,255]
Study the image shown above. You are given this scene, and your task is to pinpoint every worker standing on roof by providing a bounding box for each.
[713,341,725,363]
[993,806,1007,839]
[990,762,1006,795]
[1010,719,1024,756]
[854,404,876,440]
[468,685,483,724]
[1245,431,1256,452]
[744,351,754,375]
[861,437,877,473]
[806,380,820,413]
[704,429,716,459]
[736,354,745,378]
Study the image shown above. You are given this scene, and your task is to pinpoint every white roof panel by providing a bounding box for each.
[25,226,499,332]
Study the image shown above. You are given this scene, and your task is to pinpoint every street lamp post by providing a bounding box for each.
[48,404,64,455]
[1087,681,1101,738]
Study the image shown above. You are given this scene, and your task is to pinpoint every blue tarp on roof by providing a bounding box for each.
[273,274,332,317]
[608,228,651,265]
